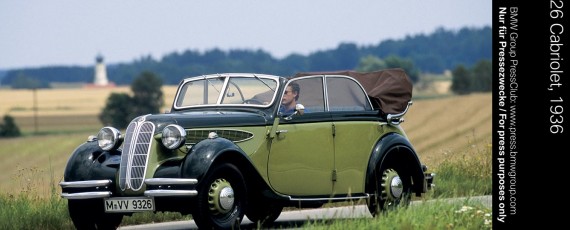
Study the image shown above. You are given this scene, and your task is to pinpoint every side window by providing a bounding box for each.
[327,77,371,111]
[287,77,325,113]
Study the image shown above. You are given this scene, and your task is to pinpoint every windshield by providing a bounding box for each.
[173,74,279,109]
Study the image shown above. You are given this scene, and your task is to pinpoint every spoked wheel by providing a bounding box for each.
[368,162,412,216]
[192,163,247,230]
[68,199,123,230]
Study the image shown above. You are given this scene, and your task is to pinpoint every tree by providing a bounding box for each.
[131,71,164,115]
[356,55,420,83]
[11,74,47,89]
[471,59,492,92]
[99,93,133,128]
[0,115,21,137]
[451,64,471,95]
[383,55,420,83]
[356,55,386,72]
[98,71,164,129]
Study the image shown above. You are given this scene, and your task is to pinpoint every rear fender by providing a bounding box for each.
[365,133,425,194]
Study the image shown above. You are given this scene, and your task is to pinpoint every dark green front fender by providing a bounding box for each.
[63,140,121,182]
[180,137,253,183]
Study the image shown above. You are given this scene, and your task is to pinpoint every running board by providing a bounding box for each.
[288,194,370,202]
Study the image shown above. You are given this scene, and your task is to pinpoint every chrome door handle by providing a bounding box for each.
[276,130,288,134]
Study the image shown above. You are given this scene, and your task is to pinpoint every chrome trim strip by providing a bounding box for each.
[61,191,112,199]
[288,194,369,202]
[60,180,112,188]
[144,190,198,197]
[145,178,198,185]
[322,76,329,111]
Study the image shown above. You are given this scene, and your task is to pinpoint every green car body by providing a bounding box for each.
[60,71,434,229]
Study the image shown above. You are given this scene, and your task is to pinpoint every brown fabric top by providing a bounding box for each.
[293,68,412,114]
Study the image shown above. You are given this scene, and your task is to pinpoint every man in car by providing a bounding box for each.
[279,82,300,115]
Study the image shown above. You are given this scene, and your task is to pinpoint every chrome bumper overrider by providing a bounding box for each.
[425,173,435,190]
[60,178,198,199]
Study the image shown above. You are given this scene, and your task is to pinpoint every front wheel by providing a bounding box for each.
[192,163,247,230]
[68,199,123,230]
[246,200,283,227]
[367,161,412,216]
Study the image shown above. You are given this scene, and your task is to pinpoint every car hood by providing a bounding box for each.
[141,111,270,131]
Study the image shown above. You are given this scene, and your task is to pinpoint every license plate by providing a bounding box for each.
[104,197,155,212]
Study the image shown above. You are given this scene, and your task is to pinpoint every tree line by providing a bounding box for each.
[1,26,490,87]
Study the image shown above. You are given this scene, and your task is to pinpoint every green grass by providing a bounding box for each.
[430,139,492,198]
[0,192,191,230]
[0,138,491,229]
[303,200,491,230]
[0,193,73,230]
[0,172,74,230]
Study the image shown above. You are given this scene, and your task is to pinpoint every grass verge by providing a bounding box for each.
[303,199,491,229]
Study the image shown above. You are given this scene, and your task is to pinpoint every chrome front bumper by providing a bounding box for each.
[60,178,198,200]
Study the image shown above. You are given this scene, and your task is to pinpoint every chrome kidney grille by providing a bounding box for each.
[119,121,156,191]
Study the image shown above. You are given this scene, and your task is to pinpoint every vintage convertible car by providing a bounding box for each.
[60,69,434,229]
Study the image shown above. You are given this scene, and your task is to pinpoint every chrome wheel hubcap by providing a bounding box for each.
[381,169,402,201]
[208,178,234,214]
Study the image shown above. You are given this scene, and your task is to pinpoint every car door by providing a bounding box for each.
[326,76,380,195]
[267,76,335,196]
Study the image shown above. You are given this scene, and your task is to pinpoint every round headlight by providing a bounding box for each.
[97,127,122,151]
[162,125,186,149]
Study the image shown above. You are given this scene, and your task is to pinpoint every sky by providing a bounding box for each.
[0,0,492,70]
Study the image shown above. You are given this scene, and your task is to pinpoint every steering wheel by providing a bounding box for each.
[242,99,264,105]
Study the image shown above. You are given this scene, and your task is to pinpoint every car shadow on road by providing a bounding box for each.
[239,218,355,230]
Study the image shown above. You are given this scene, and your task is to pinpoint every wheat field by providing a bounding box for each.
[402,93,492,169]
[0,86,178,117]
[0,86,491,196]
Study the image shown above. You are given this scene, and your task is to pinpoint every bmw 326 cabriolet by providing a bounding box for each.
[60,69,434,229]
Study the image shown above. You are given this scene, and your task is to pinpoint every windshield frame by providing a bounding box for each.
[172,73,281,110]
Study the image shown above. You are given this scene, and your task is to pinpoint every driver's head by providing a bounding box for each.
[282,82,300,106]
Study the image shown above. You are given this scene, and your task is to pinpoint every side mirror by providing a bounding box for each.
[295,104,305,115]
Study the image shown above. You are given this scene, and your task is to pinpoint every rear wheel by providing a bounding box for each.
[68,199,123,230]
[368,159,412,216]
[192,163,247,230]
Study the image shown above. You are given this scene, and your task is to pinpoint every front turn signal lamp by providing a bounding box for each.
[97,127,122,151]
[162,124,186,149]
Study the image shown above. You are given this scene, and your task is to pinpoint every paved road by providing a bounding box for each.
[119,195,492,230]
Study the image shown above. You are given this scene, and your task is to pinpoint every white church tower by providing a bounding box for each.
[93,54,109,86]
